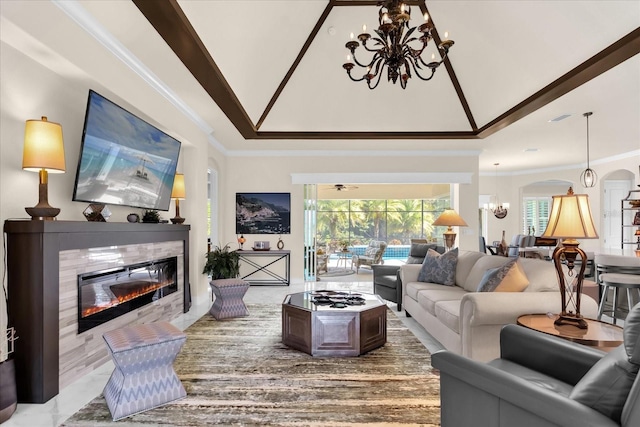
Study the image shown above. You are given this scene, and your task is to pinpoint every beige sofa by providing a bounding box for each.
[400,250,599,362]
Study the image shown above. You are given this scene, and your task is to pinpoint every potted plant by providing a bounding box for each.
[141,209,160,223]
[203,244,240,280]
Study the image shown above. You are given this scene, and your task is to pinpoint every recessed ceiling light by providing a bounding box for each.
[548,114,572,122]
[524,148,539,152]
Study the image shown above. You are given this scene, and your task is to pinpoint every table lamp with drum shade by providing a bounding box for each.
[170,173,186,224]
[22,116,66,220]
[541,187,598,329]
[432,209,468,251]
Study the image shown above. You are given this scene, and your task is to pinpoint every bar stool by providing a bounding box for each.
[595,254,640,325]
[209,278,250,320]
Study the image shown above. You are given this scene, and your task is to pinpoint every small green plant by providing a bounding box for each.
[203,244,240,280]
[141,209,160,223]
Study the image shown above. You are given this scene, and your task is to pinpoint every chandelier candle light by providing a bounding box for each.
[343,0,453,89]
[541,187,598,329]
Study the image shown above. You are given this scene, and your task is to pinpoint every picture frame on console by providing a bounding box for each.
[236,193,291,234]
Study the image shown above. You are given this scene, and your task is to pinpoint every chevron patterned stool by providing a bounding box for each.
[102,322,186,421]
[209,278,251,320]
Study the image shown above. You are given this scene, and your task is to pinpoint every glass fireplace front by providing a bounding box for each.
[77,256,177,333]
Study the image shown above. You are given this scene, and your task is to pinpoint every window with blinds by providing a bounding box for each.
[523,197,551,235]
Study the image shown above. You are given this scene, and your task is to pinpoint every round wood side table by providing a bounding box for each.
[517,314,623,352]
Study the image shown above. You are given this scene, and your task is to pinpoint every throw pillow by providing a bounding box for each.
[417,248,458,286]
[365,247,378,257]
[476,259,529,292]
[570,302,640,421]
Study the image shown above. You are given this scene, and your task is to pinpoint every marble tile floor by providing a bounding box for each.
[3,274,443,427]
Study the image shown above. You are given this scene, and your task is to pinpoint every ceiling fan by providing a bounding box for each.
[331,184,359,192]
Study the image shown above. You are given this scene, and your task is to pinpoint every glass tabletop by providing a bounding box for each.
[284,290,384,312]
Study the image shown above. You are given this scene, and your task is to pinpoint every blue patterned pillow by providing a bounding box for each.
[477,259,529,292]
[417,248,458,286]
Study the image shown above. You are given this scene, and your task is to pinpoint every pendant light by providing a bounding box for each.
[579,112,597,188]
[487,163,509,219]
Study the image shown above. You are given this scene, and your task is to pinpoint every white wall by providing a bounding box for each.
[222,154,480,282]
[480,157,640,253]
[0,42,213,357]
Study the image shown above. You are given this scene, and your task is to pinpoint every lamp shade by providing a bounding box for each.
[433,209,468,227]
[541,187,598,239]
[22,116,65,173]
[171,173,186,199]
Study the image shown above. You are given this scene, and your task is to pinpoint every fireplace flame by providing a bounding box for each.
[81,279,173,318]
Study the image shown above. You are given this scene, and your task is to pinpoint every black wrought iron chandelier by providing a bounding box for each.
[342,0,454,90]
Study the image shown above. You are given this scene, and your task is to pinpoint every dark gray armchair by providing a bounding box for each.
[432,309,640,427]
[372,242,444,310]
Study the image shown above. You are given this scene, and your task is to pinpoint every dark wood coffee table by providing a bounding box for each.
[517,314,623,352]
[282,291,387,357]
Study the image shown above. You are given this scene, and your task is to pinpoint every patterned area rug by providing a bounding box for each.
[62,304,440,426]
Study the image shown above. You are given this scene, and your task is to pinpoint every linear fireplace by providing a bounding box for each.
[78,257,178,333]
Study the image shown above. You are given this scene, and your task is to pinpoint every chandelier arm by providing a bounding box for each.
[401,26,417,45]
[370,57,385,80]
[350,50,376,69]
[410,60,436,81]
[345,69,369,83]
[417,56,440,69]
[362,37,386,53]
[367,62,385,90]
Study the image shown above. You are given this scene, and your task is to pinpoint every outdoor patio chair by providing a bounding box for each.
[352,241,387,273]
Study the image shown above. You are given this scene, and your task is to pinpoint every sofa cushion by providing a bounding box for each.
[405,281,452,301]
[434,300,462,334]
[570,303,640,421]
[477,259,529,292]
[518,258,559,292]
[418,248,458,286]
[461,254,512,292]
[416,288,467,315]
[455,251,487,289]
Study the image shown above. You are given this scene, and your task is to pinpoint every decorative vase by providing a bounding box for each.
[277,237,284,250]
[127,213,140,223]
[0,359,17,423]
[498,230,509,257]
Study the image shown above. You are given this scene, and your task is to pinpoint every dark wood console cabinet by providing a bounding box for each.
[3,220,190,403]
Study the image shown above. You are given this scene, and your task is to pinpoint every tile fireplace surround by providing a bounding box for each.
[3,220,190,404]
[58,241,184,390]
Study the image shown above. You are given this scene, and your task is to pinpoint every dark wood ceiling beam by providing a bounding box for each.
[477,27,640,139]
[132,0,256,139]
[256,1,336,130]
[420,3,477,131]
[254,130,478,140]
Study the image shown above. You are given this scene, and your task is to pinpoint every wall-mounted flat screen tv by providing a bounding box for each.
[72,90,181,211]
